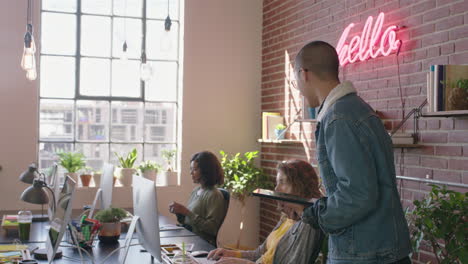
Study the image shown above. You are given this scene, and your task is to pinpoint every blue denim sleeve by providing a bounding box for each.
[304,118,379,234]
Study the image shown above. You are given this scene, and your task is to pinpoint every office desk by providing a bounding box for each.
[21,236,215,263]
[0,214,194,244]
[1,214,215,263]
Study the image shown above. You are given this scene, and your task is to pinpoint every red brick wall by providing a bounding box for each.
[260,0,468,263]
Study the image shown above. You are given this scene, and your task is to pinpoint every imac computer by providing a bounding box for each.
[120,175,162,263]
[45,175,76,263]
[88,163,114,219]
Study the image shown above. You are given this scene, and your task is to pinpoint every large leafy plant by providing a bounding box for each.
[220,150,273,203]
[57,152,86,173]
[114,148,137,168]
[410,185,467,264]
[94,207,128,223]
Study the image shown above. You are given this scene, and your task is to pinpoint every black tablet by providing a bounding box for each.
[252,188,314,206]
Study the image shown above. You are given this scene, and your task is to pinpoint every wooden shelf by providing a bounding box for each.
[393,144,421,148]
[421,110,468,117]
[257,139,303,144]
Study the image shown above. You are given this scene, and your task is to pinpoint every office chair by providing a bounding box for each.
[215,188,230,246]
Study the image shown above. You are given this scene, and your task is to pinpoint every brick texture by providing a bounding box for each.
[260,0,468,263]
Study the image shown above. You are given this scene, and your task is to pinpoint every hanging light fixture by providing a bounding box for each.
[140,0,152,81]
[21,0,37,80]
[140,51,153,82]
[161,0,172,52]
[121,0,129,61]
[164,0,172,32]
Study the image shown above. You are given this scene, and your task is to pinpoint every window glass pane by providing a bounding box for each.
[145,61,177,101]
[80,58,110,96]
[42,0,76,12]
[41,13,76,55]
[111,102,143,142]
[82,0,111,15]
[113,0,142,17]
[81,15,111,57]
[146,21,179,60]
[112,18,142,59]
[111,60,141,97]
[40,100,74,141]
[147,0,179,20]
[40,56,75,98]
[75,143,109,172]
[144,144,176,170]
[76,101,109,141]
[110,144,143,167]
[145,103,176,142]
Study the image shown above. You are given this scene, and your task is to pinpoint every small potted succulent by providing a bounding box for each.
[274,123,287,140]
[79,166,93,187]
[94,207,128,244]
[138,160,162,182]
[159,149,177,186]
[114,148,137,187]
[57,152,86,183]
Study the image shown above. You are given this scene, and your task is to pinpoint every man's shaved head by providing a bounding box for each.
[295,41,340,81]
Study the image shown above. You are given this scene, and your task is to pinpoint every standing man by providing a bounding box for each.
[289,41,412,263]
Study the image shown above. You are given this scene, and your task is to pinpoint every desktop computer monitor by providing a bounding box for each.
[123,175,162,263]
[88,163,114,218]
[45,175,76,263]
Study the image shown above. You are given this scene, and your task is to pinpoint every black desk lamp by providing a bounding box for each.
[19,164,56,221]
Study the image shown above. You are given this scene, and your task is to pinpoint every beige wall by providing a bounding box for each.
[0,0,262,247]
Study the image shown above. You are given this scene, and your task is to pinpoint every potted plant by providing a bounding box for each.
[219,150,273,248]
[94,207,128,244]
[79,166,93,187]
[274,123,287,140]
[57,152,86,183]
[138,160,162,182]
[408,185,467,264]
[114,148,137,187]
[159,149,177,186]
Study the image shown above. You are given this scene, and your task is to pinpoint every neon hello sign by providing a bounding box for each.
[336,12,401,66]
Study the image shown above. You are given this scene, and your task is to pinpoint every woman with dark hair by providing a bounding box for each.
[168,151,226,245]
[208,159,324,264]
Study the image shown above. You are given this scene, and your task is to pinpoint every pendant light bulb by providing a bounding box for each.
[21,33,36,71]
[121,41,128,61]
[140,52,153,82]
[160,32,172,52]
[26,68,37,81]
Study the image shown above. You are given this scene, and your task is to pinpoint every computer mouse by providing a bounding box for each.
[191,250,209,258]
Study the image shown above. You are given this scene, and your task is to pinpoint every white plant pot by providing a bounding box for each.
[157,171,178,186]
[119,168,136,186]
[65,172,78,183]
[93,173,101,187]
[142,170,157,182]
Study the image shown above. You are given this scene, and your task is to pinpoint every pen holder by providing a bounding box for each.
[66,210,102,249]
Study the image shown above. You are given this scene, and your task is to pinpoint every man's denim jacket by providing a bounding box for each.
[303,82,412,263]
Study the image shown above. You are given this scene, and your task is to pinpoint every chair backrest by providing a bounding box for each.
[216,188,230,246]
[218,188,230,217]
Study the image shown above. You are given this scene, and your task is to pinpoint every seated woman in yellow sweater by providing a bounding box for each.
[168,151,227,246]
[208,160,324,264]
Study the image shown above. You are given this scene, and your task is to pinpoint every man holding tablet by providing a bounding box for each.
[288,41,412,264]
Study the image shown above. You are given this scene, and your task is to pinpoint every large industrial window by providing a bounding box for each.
[39,0,182,175]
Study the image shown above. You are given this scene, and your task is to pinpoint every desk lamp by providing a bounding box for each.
[19,164,56,221]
